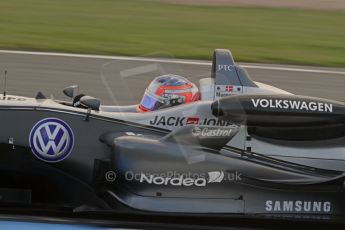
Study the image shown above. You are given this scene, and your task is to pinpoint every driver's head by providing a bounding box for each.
[138,74,200,112]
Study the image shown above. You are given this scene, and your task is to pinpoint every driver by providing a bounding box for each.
[138,74,200,112]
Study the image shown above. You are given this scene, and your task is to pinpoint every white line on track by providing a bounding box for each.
[1,50,345,76]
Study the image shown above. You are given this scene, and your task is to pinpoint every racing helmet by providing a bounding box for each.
[138,74,200,112]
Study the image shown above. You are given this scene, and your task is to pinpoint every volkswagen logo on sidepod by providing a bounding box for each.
[29,118,74,163]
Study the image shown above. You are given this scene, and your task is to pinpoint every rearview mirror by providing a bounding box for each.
[80,96,101,111]
[63,85,79,98]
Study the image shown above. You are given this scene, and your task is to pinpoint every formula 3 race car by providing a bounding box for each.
[0,49,345,218]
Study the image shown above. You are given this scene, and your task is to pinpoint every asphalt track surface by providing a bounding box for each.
[0,50,344,105]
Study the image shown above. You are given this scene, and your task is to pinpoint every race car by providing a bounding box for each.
[0,49,345,217]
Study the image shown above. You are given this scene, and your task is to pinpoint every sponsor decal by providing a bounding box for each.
[164,89,191,94]
[208,171,225,183]
[217,64,234,71]
[29,118,74,163]
[186,117,199,125]
[215,85,242,98]
[251,99,333,112]
[192,126,233,137]
[138,171,224,187]
[225,85,233,92]
[0,96,26,101]
[265,200,331,213]
[149,116,232,127]
[125,132,143,136]
[122,170,242,184]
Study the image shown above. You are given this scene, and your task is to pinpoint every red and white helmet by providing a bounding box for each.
[138,74,200,112]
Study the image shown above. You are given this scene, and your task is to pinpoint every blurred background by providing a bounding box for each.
[0,0,344,103]
[1,0,344,66]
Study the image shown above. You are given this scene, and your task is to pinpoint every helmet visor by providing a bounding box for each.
[140,91,165,111]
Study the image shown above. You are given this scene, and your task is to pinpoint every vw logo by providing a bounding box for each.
[29,118,74,163]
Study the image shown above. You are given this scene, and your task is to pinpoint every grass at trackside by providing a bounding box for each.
[0,0,344,66]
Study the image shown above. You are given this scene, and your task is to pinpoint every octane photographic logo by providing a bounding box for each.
[192,126,233,137]
[29,118,74,163]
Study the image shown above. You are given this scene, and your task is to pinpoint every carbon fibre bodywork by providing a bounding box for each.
[0,49,345,216]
